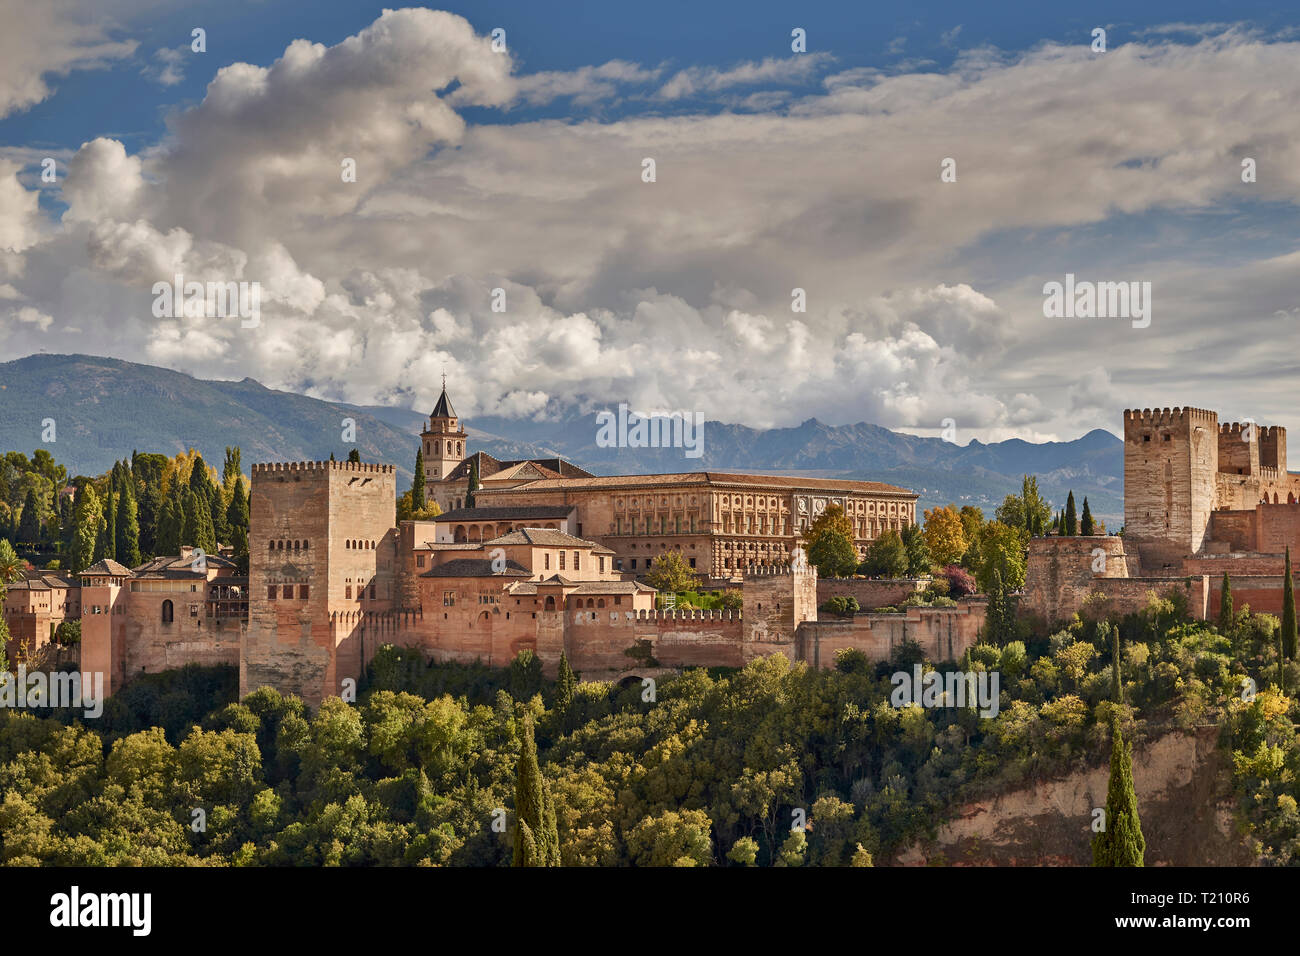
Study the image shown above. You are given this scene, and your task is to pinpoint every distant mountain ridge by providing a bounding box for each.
[0,354,1124,520]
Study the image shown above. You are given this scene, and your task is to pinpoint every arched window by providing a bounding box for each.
[447,441,453,454]
[161,600,174,624]
[457,442,462,455]
[544,596,556,611]
[268,541,275,550]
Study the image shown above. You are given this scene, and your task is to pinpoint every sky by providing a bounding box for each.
[2,0,1300,445]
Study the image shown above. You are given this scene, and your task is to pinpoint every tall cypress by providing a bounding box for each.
[1080,497,1095,536]
[412,449,426,510]
[1105,621,1122,703]
[1218,572,1234,637]
[104,477,117,561]
[512,715,560,867]
[1064,491,1077,536]
[1092,717,1145,867]
[1283,546,1297,665]
[116,475,141,568]
[466,457,479,509]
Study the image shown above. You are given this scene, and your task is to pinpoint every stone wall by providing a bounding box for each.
[796,600,986,668]
[1022,536,1130,624]
[816,577,924,610]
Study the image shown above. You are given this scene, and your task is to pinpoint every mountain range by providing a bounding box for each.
[0,354,1125,522]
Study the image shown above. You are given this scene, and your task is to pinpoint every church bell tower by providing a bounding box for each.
[420,378,466,501]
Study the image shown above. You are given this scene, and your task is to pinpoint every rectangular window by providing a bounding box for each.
[282,584,293,599]
[544,553,550,570]
[369,585,376,600]
[267,586,277,600]
[300,585,309,600]
[689,558,696,568]
[559,551,565,570]
[630,559,637,570]
[599,557,605,573]
[574,552,580,571]
[443,591,456,607]
[614,595,622,606]
[416,554,426,568]
[345,585,352,599]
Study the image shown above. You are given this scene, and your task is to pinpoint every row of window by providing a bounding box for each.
[345,584,377,600]
[266,585,310,600]
[345,539,377,550]
[269,539,309,551]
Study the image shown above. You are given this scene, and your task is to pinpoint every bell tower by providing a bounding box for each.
[420,377,467,502]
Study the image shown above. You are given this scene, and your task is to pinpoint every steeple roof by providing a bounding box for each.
[431,386,456,419]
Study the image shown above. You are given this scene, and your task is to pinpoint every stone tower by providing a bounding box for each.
[740,544,818,662]
[244,460,397,707]
[420,382,466,502]
[1123,407,1219,571]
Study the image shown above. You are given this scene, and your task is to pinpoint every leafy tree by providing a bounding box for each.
[900,523,930,577]
[70,485,102,573]
[996,476,1052,535]
[1064,491,1078,536]
[806,526,857,578]
[1092,718,1145,867]
[975,521,1027,594]
[942,564,976,598]
[0,538,23,583]
[643,551,700,593]
[508,649,543,702]
[1080,497,1095,536]
[860,530,907,578]
[512,715,559,867]
[923,505,967,567]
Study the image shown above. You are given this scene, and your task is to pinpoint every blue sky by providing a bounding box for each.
[2,1,1300,444]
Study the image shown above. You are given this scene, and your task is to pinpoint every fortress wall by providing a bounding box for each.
[797,600,986,669]
[817,577,925,610]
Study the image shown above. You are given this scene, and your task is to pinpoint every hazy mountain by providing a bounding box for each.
[0,354,1124,520]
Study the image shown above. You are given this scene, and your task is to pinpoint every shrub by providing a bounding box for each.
[820,595,860,616]
[943,564,976,598]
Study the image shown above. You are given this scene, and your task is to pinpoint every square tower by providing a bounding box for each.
[245,460,396,707]
[1123,407,1219,570]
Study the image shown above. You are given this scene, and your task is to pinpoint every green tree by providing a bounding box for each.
[996,475,1052,535]
[70,485,102,573]
[975,521,1028,593]
[155,492,182,557]
[806,526,858,578]
[412,449,426,509]
[1064,491,1078,536]
[900,522,930,577]
[512,715,559,867]
[554,652,577,719]
[16,487,40,547]
[1103,620,1122,703]
[226,480,250,558]
[1218,573,1234,637]
[1092,718,1145,867]
[347,449,361,463]
[115,475,141,568]
[1283,546,1297,662]
[860,530,907,578]
[102,480,116,561]
[643,550,700,593]
[1080,497,1095,536]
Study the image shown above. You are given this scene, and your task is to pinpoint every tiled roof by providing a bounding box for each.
[433,504,574,523]
[131,552,237,578]
[7,572,78,591]
[482,528,615,552]
[420,558,530,578]
[431,387,457,419]
[481,471,915,496]
[81,559,133,576]
[444,451,594,483]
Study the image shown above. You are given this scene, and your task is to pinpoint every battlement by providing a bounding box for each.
[251,460,396,475]
[743,564,791,576]
[1219,422,1254,437]
[1123,407,1217,429]
[1260,465,1281,483]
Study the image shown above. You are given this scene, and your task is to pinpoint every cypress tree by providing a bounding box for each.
[16,487,40,547]
[181,490,201,549]
[226,480,250,557]
[347,449,361,463]
[1080,497,1095,536]
[116,476,141,568]
[71,485,101,573]
[104,479,116,561]
[1218,572,1234,637]
[467,457,479,508]
[1092,717,1145,867]
[412,449,426,510]
[1064,491,1077,536]
[512,715,560,867]
[1284,546,1297,662]
[1103,621,1122,703]
[555,652,577,722]
[156,493,182,556]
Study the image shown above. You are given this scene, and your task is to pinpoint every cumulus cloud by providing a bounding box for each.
[8,12,1300,442]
